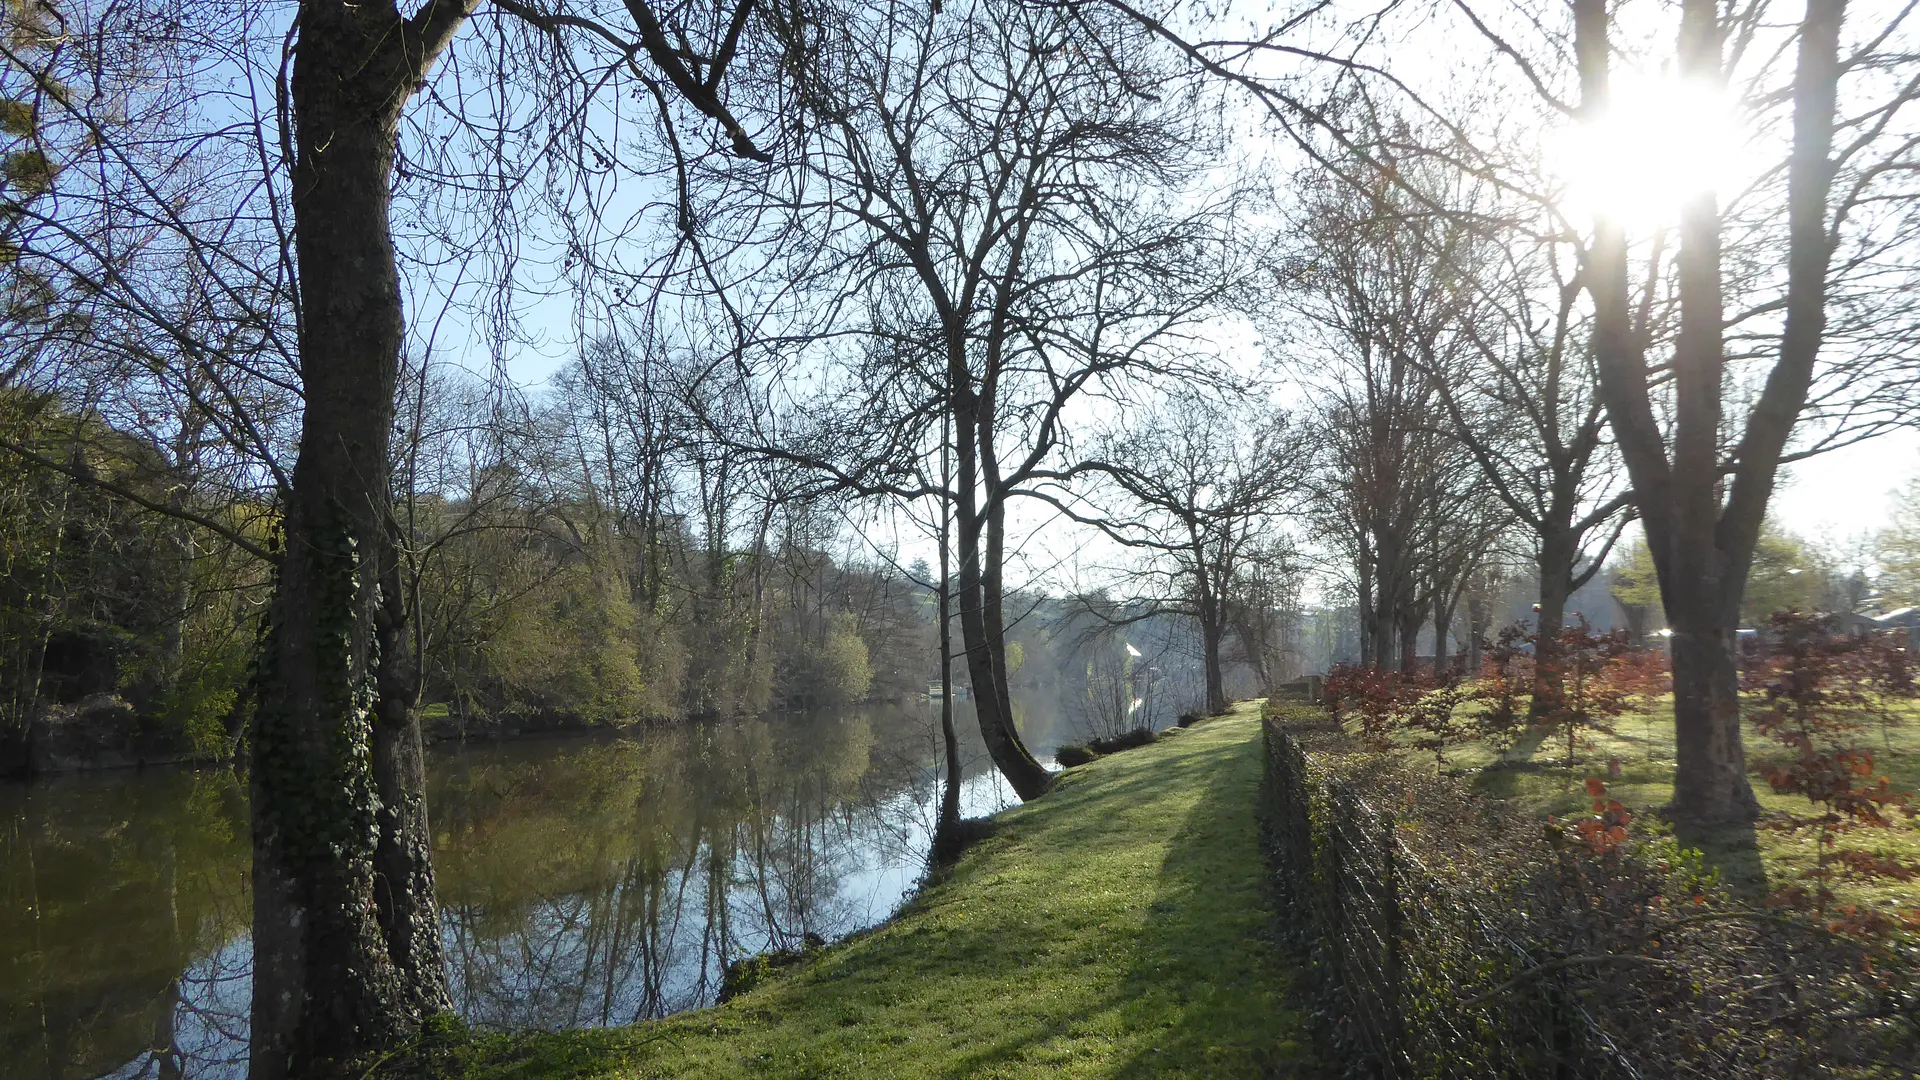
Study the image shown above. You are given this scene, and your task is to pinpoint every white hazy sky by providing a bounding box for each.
[1770,428,1920,553]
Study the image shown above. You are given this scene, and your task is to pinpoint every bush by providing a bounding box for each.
[1054,743,1099,768]
[1323,663,1436,751]
[1476,624,1535,740]
[1747,611,1920,919]
[1538,616,1634,767]
[1087,726,1158,755]
[718,932,827,1003]
[1261,700,1920,1078]
[1176,711,1203,728]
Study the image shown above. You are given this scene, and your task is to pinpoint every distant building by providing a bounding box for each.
[1871,606,1920,649]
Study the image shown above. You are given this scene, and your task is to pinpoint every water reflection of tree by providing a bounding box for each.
[4,706,1024,1074]
[0,768,249,1079]
[431,711,940,1031]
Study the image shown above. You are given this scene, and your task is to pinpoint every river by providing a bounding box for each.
[0,704,1064,1080]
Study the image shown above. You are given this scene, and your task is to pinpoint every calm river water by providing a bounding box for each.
[1,705,1062,1080]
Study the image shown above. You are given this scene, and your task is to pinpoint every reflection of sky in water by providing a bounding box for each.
[105,776,1017,1078]
[438,768,1017,1034]
[14,711,1030,1080]
[99,938,251,1080]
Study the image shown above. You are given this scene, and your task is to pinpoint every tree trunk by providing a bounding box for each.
[250,5,465,1076]
[1530,533,1574,721]
[936,423,961,835]
[980,484,1048,794]
[1196,562,1228,712]
[1432,598,1455,679]
[1666,608,1755,823]
[1572,0,1831,826]
[1659,0,1757,825]
[1396,595,1422,675]
[1200,607,1227,714]
[1465,584,1485,675]
[949,378,1049,800]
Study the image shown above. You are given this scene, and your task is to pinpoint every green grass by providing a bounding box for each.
[1379,695,1920,909]
[452,702,1314,1080]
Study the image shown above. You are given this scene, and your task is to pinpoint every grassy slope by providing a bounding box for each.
[458,703,1313,1080]
[1398,698,1920,908]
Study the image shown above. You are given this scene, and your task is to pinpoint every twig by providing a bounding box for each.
[1459,954,1674,1009]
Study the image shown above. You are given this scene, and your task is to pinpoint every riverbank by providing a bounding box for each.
[450,701,1314,1079]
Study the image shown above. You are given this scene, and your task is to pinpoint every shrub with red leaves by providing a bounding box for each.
[1323,662,1435,752]
[1539,616,1635,768]
[1475,624,1534,742]
[1562,776,1633,855]
[1402,676,1478,767]
[1604,644,1671,758]
[1749,611,1920,918]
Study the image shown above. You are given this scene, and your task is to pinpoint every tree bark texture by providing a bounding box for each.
[1200,604,1227,714]
[1465,586,1485,675]
[1431,597,1455,678]
[937,419,961,834]
[250,4,468,1076]
[1529,532,1574,721]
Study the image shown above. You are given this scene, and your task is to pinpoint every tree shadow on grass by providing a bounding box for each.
[460,718,1314,1080]
[922,735,1255,1079]
[915,719,1314,1080]
[1106,723,1319,1080]
[1669,817,1767,902]
[1470,727,1554,799]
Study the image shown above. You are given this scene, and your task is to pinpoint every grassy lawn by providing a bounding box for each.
[1378,696,1920,910]
[451,702,1314,1080]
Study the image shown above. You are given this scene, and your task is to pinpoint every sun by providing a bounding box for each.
[1549,73,1748,233]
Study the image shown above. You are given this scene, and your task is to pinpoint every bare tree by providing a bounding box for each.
[1287,160,1509,673]
[1073,396,1307,713]
[1367,147,1636,700]
[1567,0,1920,824]
[653,0,1252,799]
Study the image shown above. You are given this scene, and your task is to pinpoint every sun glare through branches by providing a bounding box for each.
[1549,72,1751,232]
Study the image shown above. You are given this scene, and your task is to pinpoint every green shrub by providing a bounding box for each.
[1054,743,1098,767]
[718,932,826,1003]
[1088,727,1158,755]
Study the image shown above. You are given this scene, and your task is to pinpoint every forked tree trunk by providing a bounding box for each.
[250,4,467,1076]
[1577,0,1841,825]
[1369,526,1400,669]
[1356,547,1376,666]
[949,375,1050,800]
